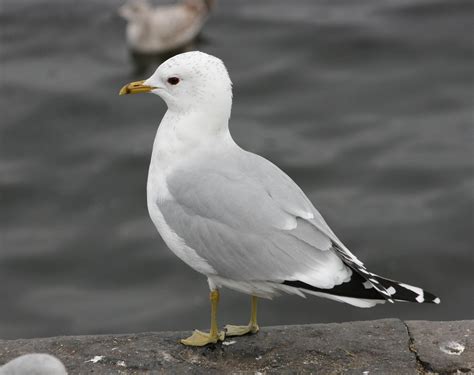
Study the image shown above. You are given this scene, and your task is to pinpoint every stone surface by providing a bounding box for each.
[0,319,471,374]
[406,320,473,374]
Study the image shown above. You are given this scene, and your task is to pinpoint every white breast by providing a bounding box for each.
[146,123,216,276]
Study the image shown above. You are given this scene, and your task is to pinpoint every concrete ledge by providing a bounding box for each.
[405,320,472,374]
[0,319,472,374]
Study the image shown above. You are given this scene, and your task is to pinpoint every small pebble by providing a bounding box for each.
[222,340,236,346]
[85,355,104,363]
[439,341,465,356]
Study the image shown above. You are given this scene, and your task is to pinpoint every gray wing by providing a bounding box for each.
[159,150,353,289]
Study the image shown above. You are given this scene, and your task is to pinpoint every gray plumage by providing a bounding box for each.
[160,147,352,288]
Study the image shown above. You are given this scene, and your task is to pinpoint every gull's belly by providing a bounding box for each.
[146,169,216,276]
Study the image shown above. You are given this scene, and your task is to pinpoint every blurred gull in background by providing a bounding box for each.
[119,0,214,54]
[0,354,67,375]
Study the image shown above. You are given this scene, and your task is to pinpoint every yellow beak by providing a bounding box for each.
[119,80,157,96]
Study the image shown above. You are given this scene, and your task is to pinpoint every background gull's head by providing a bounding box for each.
[118,0,151,22]
[145,51,233,116]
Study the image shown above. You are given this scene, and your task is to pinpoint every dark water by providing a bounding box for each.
[1,0,473,340]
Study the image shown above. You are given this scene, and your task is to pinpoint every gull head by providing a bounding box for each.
[120,51,233,117]
[118,0,151,22]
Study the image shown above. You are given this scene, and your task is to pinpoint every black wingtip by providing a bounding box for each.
[283,276,441,305]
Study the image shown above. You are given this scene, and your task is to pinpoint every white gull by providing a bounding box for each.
[119,51,440,346]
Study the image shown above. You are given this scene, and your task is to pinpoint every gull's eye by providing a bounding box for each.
[167,77,180,85]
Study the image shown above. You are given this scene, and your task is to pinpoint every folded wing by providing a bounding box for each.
[159,150,352,289]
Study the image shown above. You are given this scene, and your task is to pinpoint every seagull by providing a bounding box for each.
[119,0,214,54]
[119,51,440,346]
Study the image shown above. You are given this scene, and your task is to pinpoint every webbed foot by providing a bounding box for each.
[224,323,259,337]
[181,329,226,346]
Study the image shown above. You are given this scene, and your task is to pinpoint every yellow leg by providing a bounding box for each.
[224,295,260,337]
[181,289,225,346]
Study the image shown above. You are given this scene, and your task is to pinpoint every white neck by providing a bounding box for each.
[150,108,234,170]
